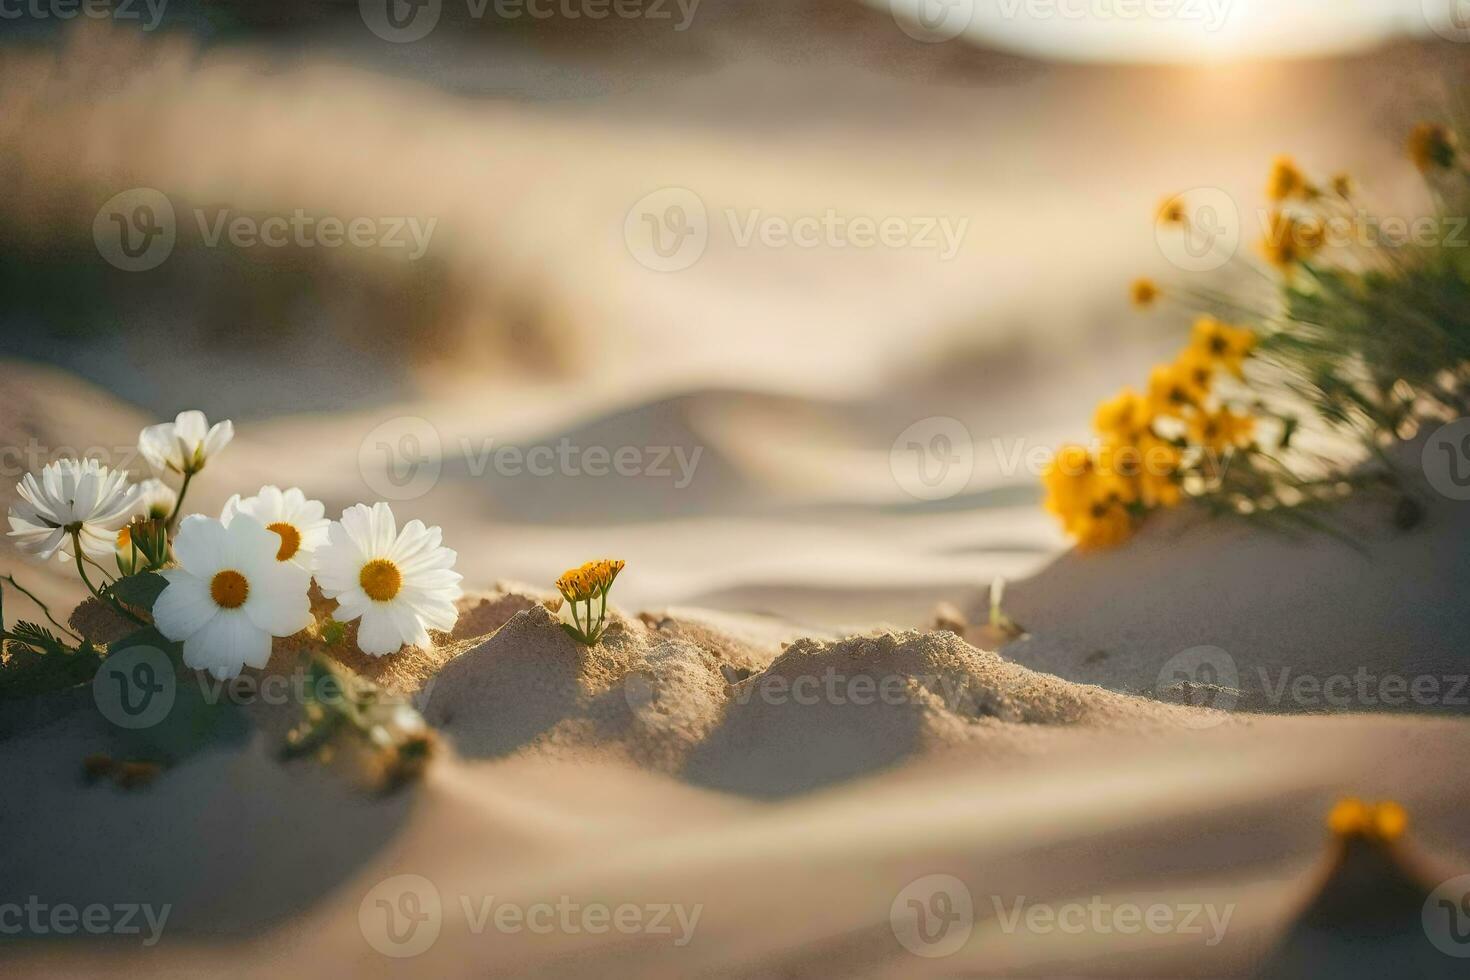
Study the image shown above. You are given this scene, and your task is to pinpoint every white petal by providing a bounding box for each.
[221,513,284,575]
[356,605,404,656]
[182,610,270,679]
[202,419,234,459]
[220,493,243,525]
[242,564,312,636]
[331,587,373,623]
[172,515,229,576]
[153,571,219,642]
[335,503,379,557]
[388,601,432,649]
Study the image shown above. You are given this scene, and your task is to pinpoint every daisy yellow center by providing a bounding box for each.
[267,521,301,562]
[210,569,250,609]
[116,526,131,549]
[360,558,402,602]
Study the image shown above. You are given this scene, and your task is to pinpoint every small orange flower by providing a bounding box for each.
[1156,194,1188,227]
[1259,210,1323,270]
[1190,316,1257,380]
[1266,155,1316,202]
[1094,387,1151,444]
[1130,278,1160,309]
[1328,797,1408,842]
[1407,122,1456,173]
[1188,406,1255,453]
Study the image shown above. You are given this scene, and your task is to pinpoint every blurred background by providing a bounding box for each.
[2,0,1468,624]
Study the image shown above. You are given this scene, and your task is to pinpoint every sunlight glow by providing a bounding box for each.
[881,0,1437,64]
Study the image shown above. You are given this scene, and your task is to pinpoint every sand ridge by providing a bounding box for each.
[417,590,1214,796]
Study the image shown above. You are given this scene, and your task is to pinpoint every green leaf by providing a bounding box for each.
[107,572,168,612]
[0,625,104,699]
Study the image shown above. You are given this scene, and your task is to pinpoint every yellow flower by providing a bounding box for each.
[1074,496,1132,551]
[555,565,596,603]
[1327,797,1408,842]
[1094,387,1151,444]
[1189,316,1257,380]
[556,558,625,604]
[1175,347,1215,400]
[588,558,626,592]
[1156,194,1187,227]
[1136,433,1184,508]
[555,558,626,646]
[1130,278,1160,309]
[1259,210,1323,270]
[1266,155,1316,202]
[1042,445,1097,535]
[1188,406,1255,453]
[1327,797,1371,836]
[1407,121,1456,173]
[1147,362,1204,419]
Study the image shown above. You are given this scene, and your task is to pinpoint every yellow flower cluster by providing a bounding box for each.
[555,558,625,603]
[1327,797,1407,842]
[1043,317,1257,550]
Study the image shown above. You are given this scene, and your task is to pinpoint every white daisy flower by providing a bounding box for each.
[7,459,139,562]
[221,485,330,570]
[132,478,178,521]
[138,410,234,475]
[314,502,463,656]
[152,514,313,680]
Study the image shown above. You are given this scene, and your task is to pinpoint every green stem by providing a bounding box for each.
[165,470,194,535]
[1,575,81,642]
[72,532,146,627]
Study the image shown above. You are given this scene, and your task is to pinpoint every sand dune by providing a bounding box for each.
[990,437,1470,718]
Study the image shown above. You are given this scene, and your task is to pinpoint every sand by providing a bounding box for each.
[3,18,1470,975]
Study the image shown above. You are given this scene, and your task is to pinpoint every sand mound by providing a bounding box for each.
[450,584,562,641]
[988,436,1470,716]
[687,628,1199,795]
[1258,832,1460,978]
[422,603,733,773]
[425,603,1210,795]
